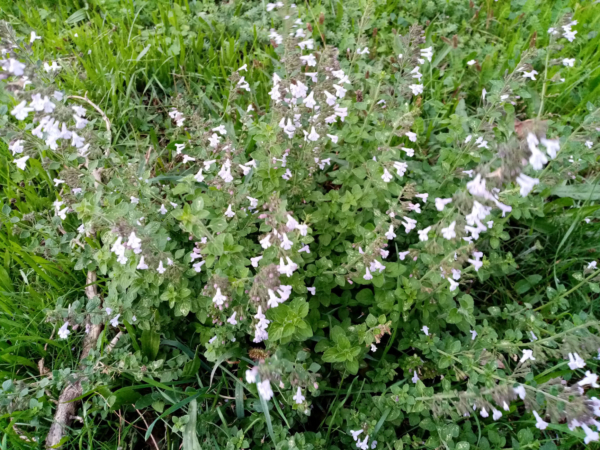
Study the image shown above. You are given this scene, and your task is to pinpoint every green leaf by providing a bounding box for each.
[549,184,600,200]
[141,330,160,360]
[182,400,202,450]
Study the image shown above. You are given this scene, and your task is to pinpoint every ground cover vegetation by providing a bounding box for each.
[0,0,600,449]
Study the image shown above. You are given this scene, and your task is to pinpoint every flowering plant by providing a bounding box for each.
[1,1,600,449]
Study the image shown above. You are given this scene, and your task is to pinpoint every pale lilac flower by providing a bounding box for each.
[567,352,586,370]
[298,245,310,253]
[137,256,148,270]
[250,256,263,268]
[225,204,235,218]
[327,134,338,143]
[110,314,120,327]
[307,287,316,295]
[385,225,396,240]
[350,430,363,441]
[399,251,409,260]
[532,411,548,430]
[58,321,70,339]
[381,168,393,183]
[470,330,477,340]
[157,261,166,274]
[586,141,594,149]
[213,288,227,307]
[516,173,539,197]
[405,132,417,142]
[412,371,419,383]
[363,268,373,280]
[193,261,205,273]
[159,204,168,215]
[422,325,429,336]
[435,197,452,211]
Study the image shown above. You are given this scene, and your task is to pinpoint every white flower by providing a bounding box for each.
[401,216,417,233]
[475,136,488,149]
[257,379,274,400]
[14,155,30,170]
[182,155,195,164]
[442,221,456,240]
[298,39,314,50]
[356,47,369,55]
[334,106,348,121]
[357,436,369,450]
[562,58,575,67]
[158,204,168,215]
[492,409,502,421]
[480,407,489,418]
[212,124,227,135]
[448,278,459,291]
[363,268,373,280]
[520,349,535,363]
[385,225,396,240]
[578,371,599,388]
[208,133,220,148]
[307,126,319,142]
[6,58,26,76]
[420,47,433,62]
[467,60,476,66]
[415,193,428,203]
[213,288,227,307]
[582,424,600,444]
[567,352,586,370]
[532,411,548,430]
[470,330,477,340]
[250,255,263,268]
[332,84,347,98]
[393,161,408,177]
[9,140,24,155]
[157,261,166,274]
[435,197,452,211]
[137,256,148,270]
[327,134,338,144]
[381,168,393,183]
[522,69,538,80]
[563,30,577,42]
[11,101,33,120]
[409,84,424,95]
[482,88,487,101]
[307,287,316,295]
[110,314,121,327]
[513,385,526,400]
[58,321,70,339]
[350,430,363,441]
[303,91,317,109]
[540,138,560,158]
[516,173,539,197]
[280,233,293,250]
[405,132,417,142]
[293,387,305,404]
[193,261,205,273]
[225,204,235,218]
[260,235,272,249]
[300,54,317,67]
[422,325,429,336]
[418,226,431,241]
[30,31,42,43]
[43,61,61,72]
[585,140,594,149]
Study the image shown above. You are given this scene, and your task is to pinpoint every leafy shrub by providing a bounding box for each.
[1,0,600,449]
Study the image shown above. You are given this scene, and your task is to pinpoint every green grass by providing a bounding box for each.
[1,0,599,448]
